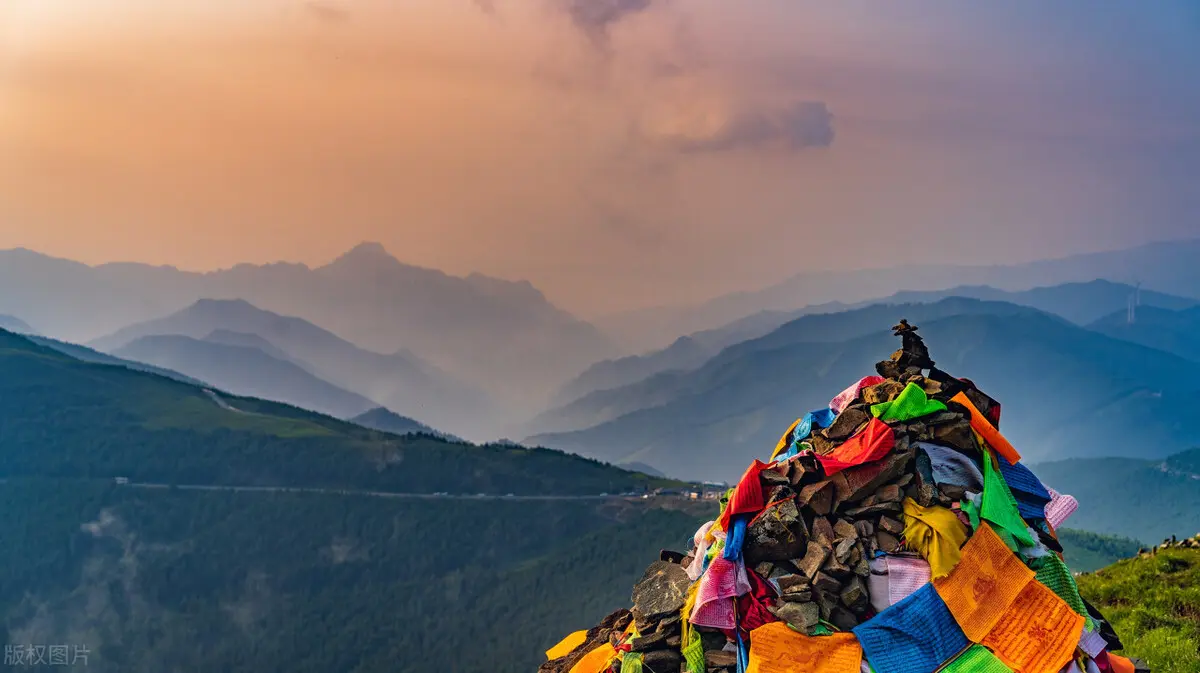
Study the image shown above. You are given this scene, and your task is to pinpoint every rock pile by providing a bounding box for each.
[540,322,1146,673]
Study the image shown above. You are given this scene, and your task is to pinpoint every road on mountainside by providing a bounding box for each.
[118,481,655,501]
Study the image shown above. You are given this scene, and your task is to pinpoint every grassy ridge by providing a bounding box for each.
[0,329,673,495]
[1078,548,1200,673]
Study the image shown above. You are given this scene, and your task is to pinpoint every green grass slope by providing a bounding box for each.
[0,328,665,495]
[1078,548,1200,673]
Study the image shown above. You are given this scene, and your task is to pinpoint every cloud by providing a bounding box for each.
[471,0,497,15]
[304,1,351,24]
[556,0,654,45]
[646,100,835,153]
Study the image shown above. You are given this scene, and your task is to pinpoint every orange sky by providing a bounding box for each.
[2,1,1198,316]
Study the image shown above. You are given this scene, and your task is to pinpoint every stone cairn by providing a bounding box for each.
[540,322,1146,673]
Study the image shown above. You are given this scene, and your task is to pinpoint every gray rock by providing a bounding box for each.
[630,561,691,628]
[771,601,820,632]
[744,499,808,564]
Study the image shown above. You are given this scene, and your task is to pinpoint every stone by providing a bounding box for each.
[833,518,858,541]
[754,561,774,579]
[630,561,691,628]
[744,499,808,564]
[843,501,903,518]
[700,631,728,653]
[823,406,870,441]
[797,541,830,579]
[894,473,914,487]
[822,552,852,579]
[629,629,670,652]
[762,465,790,485]
[879,516,905,535]
[812,571,841,595]
[854,520,875,538]
[933,418,978,452]
[778,589,813,603]
[840,576,868,611]
[776,574,811,594]
[939,484,967,501]
[665,635,681,648]
[788,455,822,486]
[876,531,901,553]
[854,558,870,578]
[834,537,857,564]
[705,651,738,668]
[830,606,859,632]
[875,484,902,502]
[642,649,681,670]
[771,601,820,633]
[810,517,836,547]
[655,614,681,634]
[797,480,836,516]
[863,380,906,405]
[835,449,915,503]
[858,494,879,508]
[875,359,903,379]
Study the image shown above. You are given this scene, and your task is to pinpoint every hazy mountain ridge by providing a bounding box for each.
[567,280,1194,405]
[1088,304,1200,364]
[0,243,617,416]
[0,314,36,335]
[598,239,1200,351]
[350,407,461,443]
[113,334,381,420]
[89,298,498,440]
[531,301,1200,481]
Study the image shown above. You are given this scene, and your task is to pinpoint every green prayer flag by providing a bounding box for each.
[621,651,644,673]
[870,382,948,422]
[981,450,1035,549]
[681,627,705,673]
[941,644,1013,672]
[1033,553,1096,630]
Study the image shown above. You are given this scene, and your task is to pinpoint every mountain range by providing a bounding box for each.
[598,239,1200,351]
[0,243,617,415]
[530,298,1200,481]
[560,280,1198,407]
[89,298,495,439]
[113,334,381,420]
[0,314,36,335]
[0,325,686,673]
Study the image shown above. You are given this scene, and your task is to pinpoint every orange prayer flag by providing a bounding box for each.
[546,630,589,660]
[746,623,862,673]
[1105,653,1137,673]
[567,643,618,673]
[980,580,1085,673]
[952,392,1021,464]
[934,523,1035,641]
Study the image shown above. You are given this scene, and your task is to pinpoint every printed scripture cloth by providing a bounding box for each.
[746,623,862,673]
[853,584,969,673]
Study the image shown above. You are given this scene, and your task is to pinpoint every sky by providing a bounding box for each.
[2,0,1199,317]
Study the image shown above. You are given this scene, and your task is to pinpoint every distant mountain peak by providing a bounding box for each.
[330,242,399,267]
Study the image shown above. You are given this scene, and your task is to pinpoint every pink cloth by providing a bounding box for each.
[687,521,716,580]
[867,554,932,613]
[691,556,751,629]
[885,556,933,605]
[831,376,886,414]
[1045,488,1079,530]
